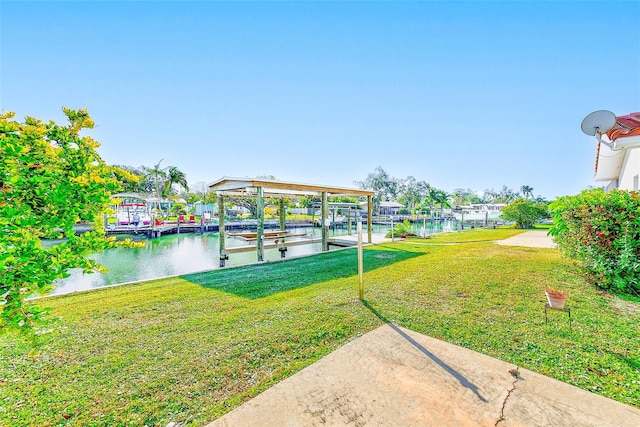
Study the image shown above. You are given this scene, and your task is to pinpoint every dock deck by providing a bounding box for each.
[106,221,214,237]
[225,238,323,253]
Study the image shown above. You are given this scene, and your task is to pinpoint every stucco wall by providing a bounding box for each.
[618,147,640,191]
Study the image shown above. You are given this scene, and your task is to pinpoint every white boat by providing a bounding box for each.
[116,203,152,226]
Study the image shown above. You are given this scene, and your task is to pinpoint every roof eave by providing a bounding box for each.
[208,176,375,197]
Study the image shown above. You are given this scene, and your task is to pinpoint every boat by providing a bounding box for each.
[116,203,152,226]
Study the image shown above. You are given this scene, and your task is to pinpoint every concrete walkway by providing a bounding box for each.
[208,324,640,426]
[336,230,556,248]
[496,230,557,248]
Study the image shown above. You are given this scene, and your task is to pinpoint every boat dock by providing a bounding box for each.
[106,221,216,238]
[225,238,324,254]
[105,219,318,238]
[224,236,366,254]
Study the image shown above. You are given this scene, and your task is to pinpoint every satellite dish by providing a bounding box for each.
[581,110,616,136]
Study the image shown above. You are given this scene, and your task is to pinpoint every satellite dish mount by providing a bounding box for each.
[581,110,616,150]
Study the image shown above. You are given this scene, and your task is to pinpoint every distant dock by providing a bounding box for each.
[105,221,216,238]
[104,219,318,238]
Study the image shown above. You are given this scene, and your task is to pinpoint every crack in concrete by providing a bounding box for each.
[495,367,520,426]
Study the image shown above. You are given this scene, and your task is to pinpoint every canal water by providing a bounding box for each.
[49,221,455,296]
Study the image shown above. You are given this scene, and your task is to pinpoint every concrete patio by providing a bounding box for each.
[208,324,640,426]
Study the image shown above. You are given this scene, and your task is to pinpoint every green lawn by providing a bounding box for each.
[1,229,638,426]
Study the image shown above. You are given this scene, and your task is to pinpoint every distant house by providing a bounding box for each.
[226,205,251,217]
[453,203,506,222]
[194,202,217,216]
[378,201,405,215]
[594,112,640,191]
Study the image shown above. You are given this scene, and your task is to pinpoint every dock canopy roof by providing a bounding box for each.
[208,177,375,198]
[110,192,150,201]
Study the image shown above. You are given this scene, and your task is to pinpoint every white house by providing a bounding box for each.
[593,112,640,191]
[453,203,506,222]
[378,201,405,215]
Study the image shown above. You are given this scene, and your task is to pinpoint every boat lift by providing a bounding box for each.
[209,177,374,266]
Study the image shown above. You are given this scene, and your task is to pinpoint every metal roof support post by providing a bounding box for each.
[279,197,285,231]
[358,217,364,300]
[218,194,228,267]
[256,186,265,262]
[321,191,328,251]
[367,195,372,244]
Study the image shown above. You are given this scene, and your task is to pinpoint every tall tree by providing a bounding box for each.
[163,166,189,197]
[451,188,482,206]
[190,181,216,204]
[418,186,438,217]
[354,166,400,210]
[144,160,168,199]
[483,188,499,203]
[520,185,534,199]
[498,185,518,202]
[399,176,420,213]
[415,180,431,201]
[433,189,451,219]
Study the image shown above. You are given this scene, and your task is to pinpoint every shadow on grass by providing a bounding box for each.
[362,300,488,403]
[180,246,424,299]
[611,352,640,371]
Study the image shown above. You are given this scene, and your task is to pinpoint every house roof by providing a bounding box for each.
[379,201,405,208]
[605,112,640,141]
[594,142,626,182]
[595,112,640,181]
[110,192,149,201]
[208,177,375,198]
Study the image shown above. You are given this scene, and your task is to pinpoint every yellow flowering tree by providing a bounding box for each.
[0,108,128,340]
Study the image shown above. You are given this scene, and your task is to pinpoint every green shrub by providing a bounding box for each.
[500,198,548,229]
[170,202,187,216]
[549,189,640,296]
[385,219,415,238]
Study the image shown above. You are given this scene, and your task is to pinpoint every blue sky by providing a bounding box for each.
[2,1,639,199]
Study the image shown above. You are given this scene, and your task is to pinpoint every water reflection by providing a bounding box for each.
[52,229,323,295]
[50,222,453,296]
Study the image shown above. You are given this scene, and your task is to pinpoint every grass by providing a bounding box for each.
[1,229,638,426]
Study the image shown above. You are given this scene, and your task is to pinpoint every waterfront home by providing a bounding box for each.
[378,201,405,215]
[593,111,640,191]
[452,203,506,222]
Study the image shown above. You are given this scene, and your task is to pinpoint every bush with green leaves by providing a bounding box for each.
[549,189,640,296]
[385,219,415,238]
[500,198,548,229]
[170,202,187,216]
[0,108,134,340]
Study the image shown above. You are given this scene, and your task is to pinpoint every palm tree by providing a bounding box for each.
[433,189,451,221]
[520,185,534,199]
[423,187,440,220]
[163,166,189,197]
[483,189,498,203]
[499,185,518,202]
[144,159,168,199]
